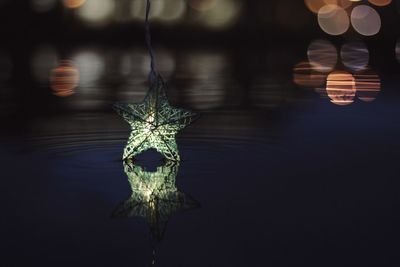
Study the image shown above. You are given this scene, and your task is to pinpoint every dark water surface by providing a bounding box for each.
[1,42,400,266]
[2,94,400,266]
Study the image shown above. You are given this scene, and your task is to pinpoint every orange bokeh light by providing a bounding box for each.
[63,0,86,9]
[305,0,353,13]
[326,71,356,105]
[50,60,79,97]
[368,0,392,7]
[293,61,326,88]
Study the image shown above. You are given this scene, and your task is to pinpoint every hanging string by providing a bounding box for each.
[145,0,157,84]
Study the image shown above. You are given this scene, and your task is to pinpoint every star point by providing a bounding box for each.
[113,75,197,161]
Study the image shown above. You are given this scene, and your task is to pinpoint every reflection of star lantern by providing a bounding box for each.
[113,75,197,161]
[112,159,200,240]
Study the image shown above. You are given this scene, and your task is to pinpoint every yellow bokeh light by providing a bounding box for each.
[158,0,186,23]
[194,0,242,29]
[318,4,350,35]
[76,0,115,26]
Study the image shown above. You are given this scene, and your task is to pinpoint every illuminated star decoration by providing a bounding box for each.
[113,74,197,161]
[112,159,200,240]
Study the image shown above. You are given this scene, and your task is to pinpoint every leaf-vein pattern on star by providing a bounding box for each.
[113,75,197,161]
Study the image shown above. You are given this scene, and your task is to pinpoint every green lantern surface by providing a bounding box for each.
[112,159,199,240]
[113,74,197,161]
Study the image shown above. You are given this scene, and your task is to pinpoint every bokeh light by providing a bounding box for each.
[305,0,337,13]
[76,0,115,26]
[305,0,354,13]
[341,41,369,72]
[354,70,381,102]
[131,0,164,20]
[72,50,105,85]
[62,0,86,9]
[157,0,186,23]
[326,71,356,105]
[183,52,227,110]
[293,61,326,88]
[116,49,149,102]
[50,60,79,97]
[307,39,338,73]
[351,5,381,36]
[368,0,392,7]
[194,0,242,29]
[318,4,350,35]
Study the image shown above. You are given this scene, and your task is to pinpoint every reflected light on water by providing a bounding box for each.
[354,70,381,102]
[76,0,115,26]
[341,41,369,72]
[307,39,338,73]
[318,4,350,35]
[351,5,381,36]
[31,45,58,84]
[183,52,228,110]
[50,60,79,97]
[368,0,392,6]
[326,71,356,105]
[293,61,326,88]
[112,160,199,241]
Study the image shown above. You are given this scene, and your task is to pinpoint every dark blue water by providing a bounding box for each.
[2,89,400,266]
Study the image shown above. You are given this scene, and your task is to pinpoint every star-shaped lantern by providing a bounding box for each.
[113,74,197,161]
[112,159,200,240]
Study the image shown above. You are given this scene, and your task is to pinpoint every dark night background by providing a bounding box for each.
[1,0,400,266]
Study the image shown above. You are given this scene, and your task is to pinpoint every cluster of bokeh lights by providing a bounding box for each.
[294,39,381,106]
[305,0,391,36]
[29,0,242,30]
